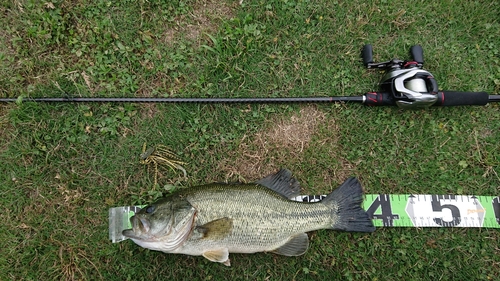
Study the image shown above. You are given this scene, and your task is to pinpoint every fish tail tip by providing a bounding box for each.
[324,177,375,233]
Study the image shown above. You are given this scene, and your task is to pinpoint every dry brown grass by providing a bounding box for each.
[216,106,352,188]
[161,0,238,45]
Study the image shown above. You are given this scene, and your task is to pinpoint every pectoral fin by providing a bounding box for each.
[271,233,309,256]
[195,217,233,240]
[202,248,230,266]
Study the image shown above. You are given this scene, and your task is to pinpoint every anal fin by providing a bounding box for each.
[271,233,309,256]
[202,248,231,266]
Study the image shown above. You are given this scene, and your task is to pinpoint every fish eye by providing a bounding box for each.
[145,205,155,213]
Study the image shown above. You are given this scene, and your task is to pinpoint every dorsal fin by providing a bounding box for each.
[255,169,300,199]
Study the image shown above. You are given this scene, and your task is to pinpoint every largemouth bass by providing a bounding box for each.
[122,169,375,266]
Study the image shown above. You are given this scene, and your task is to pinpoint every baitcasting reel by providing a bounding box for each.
[362,44,439,109]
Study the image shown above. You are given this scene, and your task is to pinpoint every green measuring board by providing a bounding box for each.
[362,194,500,228]
[109,194,500,243]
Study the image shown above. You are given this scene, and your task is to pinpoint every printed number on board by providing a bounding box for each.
[366,194,400,226]
[431,195,461,227]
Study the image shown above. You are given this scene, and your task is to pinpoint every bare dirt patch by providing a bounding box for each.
[217,106,352,186]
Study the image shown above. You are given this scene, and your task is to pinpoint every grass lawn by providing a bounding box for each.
[1,0,499,280]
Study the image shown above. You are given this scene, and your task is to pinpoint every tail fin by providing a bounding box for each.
[322,177,375,232]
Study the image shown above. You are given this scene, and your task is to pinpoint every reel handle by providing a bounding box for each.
[410,45,424,65]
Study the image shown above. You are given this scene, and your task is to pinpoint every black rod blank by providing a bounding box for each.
[0,96,365,104]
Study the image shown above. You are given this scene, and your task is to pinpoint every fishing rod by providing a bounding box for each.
[2,45,499,109]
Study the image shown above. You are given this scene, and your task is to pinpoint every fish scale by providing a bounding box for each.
[176,184,332,253]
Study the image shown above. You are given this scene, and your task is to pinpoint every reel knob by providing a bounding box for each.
[410,45,424,66]
[362,45,374,67]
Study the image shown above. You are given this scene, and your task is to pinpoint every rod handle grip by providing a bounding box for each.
[435,91,490,106]
[363,92,396,106]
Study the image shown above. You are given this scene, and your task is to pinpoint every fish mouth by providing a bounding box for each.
[122,216,151,240]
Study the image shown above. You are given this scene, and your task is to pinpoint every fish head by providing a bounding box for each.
[122,197,196,251]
